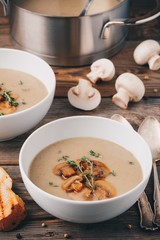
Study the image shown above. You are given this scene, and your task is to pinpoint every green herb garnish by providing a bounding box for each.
[109,170,116,176]
[2,91,19,107]
[129,161,134,165]
[49,182,58,187]
[67,159,95,191]
[81,156,90,162]
[58,155,70,162]
[19,80,23,85]
[89,150,101,158]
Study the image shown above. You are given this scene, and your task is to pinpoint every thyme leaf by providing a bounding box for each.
[81,156,94,187]
[109,170,116,176]
[49,182,59,187]
[66,160,79,170]
[89,150,101,158]
[58,155,70,162]
[19,80,23,85]
[129,161,134,165]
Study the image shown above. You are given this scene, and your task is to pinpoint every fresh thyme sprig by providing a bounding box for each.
[81,156,94,187]
[67,159,95,191]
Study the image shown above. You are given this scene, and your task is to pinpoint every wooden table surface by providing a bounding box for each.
[0,0,160,239]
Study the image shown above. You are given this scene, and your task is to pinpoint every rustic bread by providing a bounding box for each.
[0,167,26,231]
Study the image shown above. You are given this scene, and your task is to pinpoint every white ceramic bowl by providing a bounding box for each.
[19,116,152,223]
[0,48,56,141]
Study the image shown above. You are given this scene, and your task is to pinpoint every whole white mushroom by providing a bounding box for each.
[133,39,160,71]
[112,72,145,109]
[68,78,101,111]
[87,58,115,84]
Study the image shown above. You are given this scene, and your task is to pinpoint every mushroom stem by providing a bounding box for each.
[148,55,160,71]
[72,79,91,97]
[87,69,104,84]
[112,88,130,109]
[86,58,115,83]
[68,78,101,111]
[112,72,145,109]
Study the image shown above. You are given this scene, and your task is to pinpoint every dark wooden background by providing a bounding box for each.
[0,0,160,239]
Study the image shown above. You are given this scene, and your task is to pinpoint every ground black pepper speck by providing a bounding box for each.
[16,233,22,239]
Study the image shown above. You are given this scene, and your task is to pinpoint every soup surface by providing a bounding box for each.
[29,137,143,201]
[16,0,124,16]
[0,69,47,115]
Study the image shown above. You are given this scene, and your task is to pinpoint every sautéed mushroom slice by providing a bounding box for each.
[94,180,116,200]
[53,162,76,178]
[0,101,16,115]
[69,187,93,201]
[91,160,110,179]
[79,159,110,179]
[53,158,117,200]
[61,175,83,192]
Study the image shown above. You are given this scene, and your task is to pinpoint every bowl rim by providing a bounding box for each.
[19,115,152,205]
[0,48,56,119]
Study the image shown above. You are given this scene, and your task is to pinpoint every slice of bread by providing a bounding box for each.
[0,167,26,231]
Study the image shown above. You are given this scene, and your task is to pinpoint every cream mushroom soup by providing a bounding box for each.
[17,0,124,16]
[0,69,47,115]
[29,137,143,201]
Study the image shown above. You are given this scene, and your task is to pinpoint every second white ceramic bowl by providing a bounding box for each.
[0,48,56,141]
[19,116,152,223]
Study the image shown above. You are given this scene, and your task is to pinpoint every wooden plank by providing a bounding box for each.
[0,24,160,98]
[0,36,159,97]
[53,41,160,97]
[0,166,158,240]
[0,216,160,240]
[1,98,160,165]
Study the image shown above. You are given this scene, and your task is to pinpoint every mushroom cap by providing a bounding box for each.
[95,180,116,199]
[87,58,115,83]
[68,79,101,111]
[134,39,160,65]
[115,73,145,101]
[112,73,145,109]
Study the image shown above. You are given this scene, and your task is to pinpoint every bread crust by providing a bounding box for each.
[0,167,26,231]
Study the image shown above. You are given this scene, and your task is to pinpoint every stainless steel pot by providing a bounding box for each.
[1,0,160,66]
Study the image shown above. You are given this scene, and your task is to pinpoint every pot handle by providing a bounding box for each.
[0,0,9,16]
[101,0,160,39]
